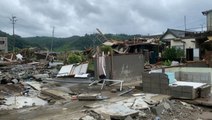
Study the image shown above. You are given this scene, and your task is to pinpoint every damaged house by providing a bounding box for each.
[94,37,160,81]
[160,29,199,61]
[160,9,212,63]
[0,37,8,53]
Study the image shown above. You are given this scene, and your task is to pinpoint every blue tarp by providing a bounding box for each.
[165,72,177,84]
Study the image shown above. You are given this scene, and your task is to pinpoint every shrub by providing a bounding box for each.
[163,60,171,66]
[162,47,184,61]
[100,45,112,54]
[67,53,83,64]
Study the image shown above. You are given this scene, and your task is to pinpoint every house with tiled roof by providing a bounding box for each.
[160,29,198,61]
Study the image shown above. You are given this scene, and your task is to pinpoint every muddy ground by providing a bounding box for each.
[0,81,212,120]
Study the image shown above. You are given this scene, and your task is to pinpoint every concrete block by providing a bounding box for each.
[160,83,169,88]
[160,79,169,84]
[151,73,161,77]
[182,86,193,93]
[201,80,206,83]
[142,73,150,78]
[150,75,160,82]
[175,72,180,80]
[151,88,161,94]
[160,74,168,79]
[170,86,182,92]
[143,87,151,93]
[143,79,151,85]
[78,93,100,101]
[181,73,188,81]
[170,86,197,99]
[160,89,170,95]
[194,73,201,81]
[200,85,211,98]
[200,75,207,81]
[170,86,183,98]
[150,76,162,85]
[182,92,194,99]
[187,74,193,81]
[142,76,150,82]
[151,104,164,116]
[151,78,161,84]
[142,82,151,88]
[171,91,182,98]
[151,83,160,88]
[199,73,211,84]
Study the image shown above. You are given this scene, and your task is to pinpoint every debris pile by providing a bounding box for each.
[81,98,204,120]
[0,48,211,120]
[0,50,64,110]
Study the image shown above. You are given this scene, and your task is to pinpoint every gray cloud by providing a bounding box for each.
[0,0,211,37]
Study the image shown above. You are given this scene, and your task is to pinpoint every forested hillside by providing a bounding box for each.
[23,33,142,51]
[0,30,30,51]
[0,30,142,52]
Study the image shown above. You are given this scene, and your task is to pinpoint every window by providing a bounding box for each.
[0,41,5,44]
[173,45,183,49]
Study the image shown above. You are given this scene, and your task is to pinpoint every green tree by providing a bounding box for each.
[162,47,184,61]
[67,52,86,64]
[100,45,112,54]
[67,53,82,64]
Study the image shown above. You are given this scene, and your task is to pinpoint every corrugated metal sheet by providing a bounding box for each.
[73,63,88,75]
[57,63,88,77]
[57,64,73,77]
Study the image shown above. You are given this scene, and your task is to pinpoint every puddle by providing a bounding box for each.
[0,96,47,110]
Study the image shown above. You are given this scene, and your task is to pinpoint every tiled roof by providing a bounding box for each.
[202,9,212,15]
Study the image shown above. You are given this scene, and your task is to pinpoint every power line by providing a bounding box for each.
[186,18,205,25]
[186,25,207,31]
[170,17,205,30]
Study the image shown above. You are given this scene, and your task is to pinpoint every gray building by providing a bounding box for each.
[202,9,212,31]
[0,37,8,53]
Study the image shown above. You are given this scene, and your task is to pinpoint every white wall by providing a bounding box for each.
[171,40,184,49]
[182,38,196,49]
[207,12,212,31]
[0,37,8,52]
[171,38,195,49]
[162,33,176,40]
[165,67,212,84]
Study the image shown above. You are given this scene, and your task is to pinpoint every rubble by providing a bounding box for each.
[81,95,205,120]
[0,48,211,120]
[41,89,71,100]
[0,96,47,110]
[78,93,108,101]
[93,103,139,119]
[142,72,211,99]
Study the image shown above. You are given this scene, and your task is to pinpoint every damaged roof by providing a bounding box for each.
[160,28,194,41]
[202,9,212,15]
[164,29,186,38]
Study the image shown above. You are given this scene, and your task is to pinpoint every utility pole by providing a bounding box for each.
[51,26,55,52]
[184,16,187,31]
[10,16,17,52]
[201,24,204,32]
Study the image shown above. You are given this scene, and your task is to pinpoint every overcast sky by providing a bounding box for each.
[0,0,211,37]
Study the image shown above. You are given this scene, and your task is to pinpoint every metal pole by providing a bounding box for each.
[51,26,55,52]
[184,16,187,31]
[10,16,17,52]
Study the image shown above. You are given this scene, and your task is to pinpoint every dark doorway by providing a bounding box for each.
[186,48,193,61]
